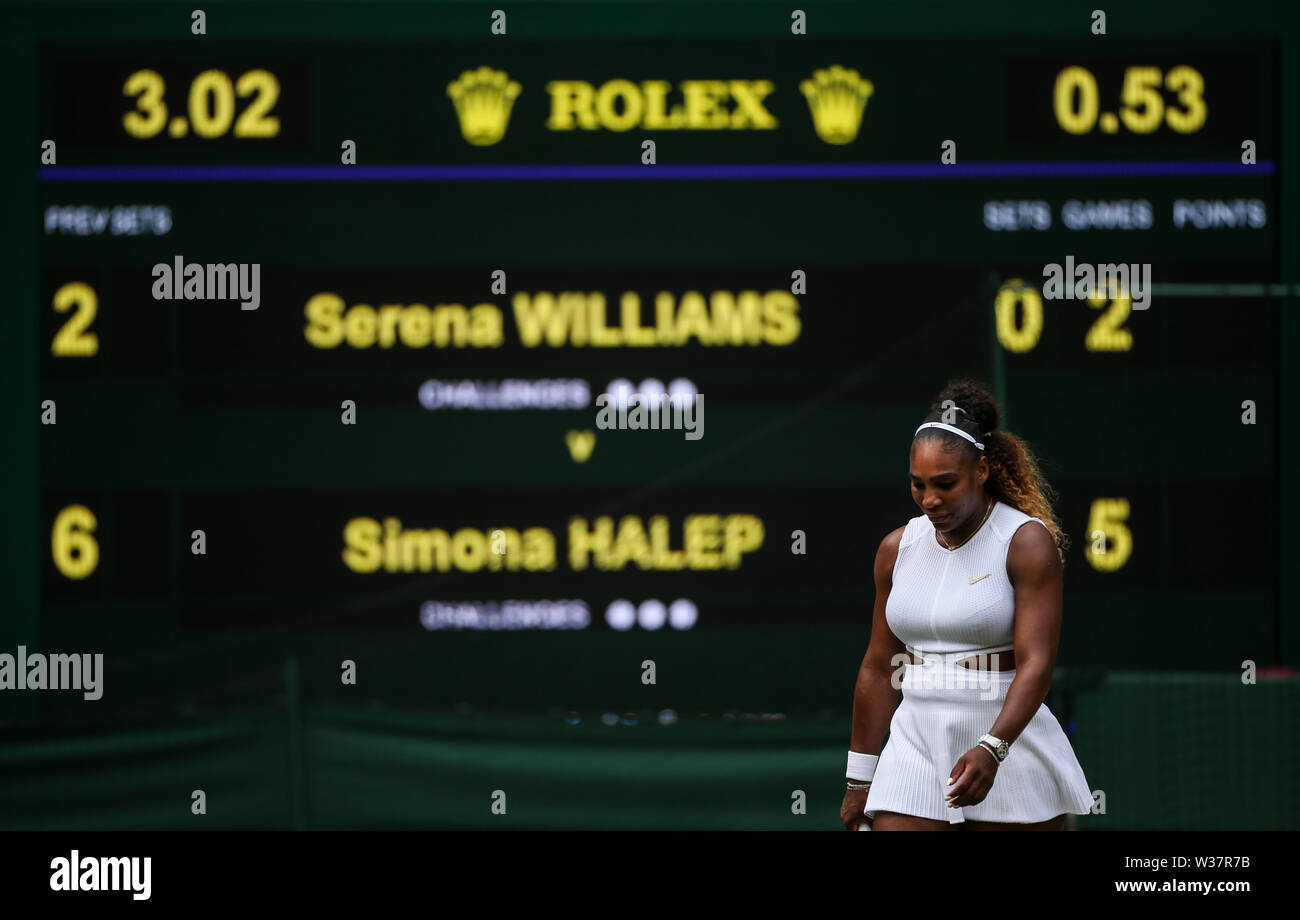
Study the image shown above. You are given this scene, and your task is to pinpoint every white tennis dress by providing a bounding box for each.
[863,501,1093,825]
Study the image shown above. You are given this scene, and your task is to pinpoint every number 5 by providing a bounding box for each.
[1119,67,1163,134]
[1085,498,1132,572]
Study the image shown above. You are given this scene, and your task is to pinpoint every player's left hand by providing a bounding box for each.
[945,747,998,809]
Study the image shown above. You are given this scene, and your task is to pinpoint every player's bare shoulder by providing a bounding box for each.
[1006,517,1061,588]
[874,525,906,587]
[1007,518,1059,569]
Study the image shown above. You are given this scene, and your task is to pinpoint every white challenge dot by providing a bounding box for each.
[637,599,667,630]
[637,378,666,409]
[605,599,636,631]
[668,377,697,410]
[669,599,698,630]
[604,378,635,410]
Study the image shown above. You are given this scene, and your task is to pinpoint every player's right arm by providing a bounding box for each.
[840,526,907,830]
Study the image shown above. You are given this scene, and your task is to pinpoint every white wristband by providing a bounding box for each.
[847,751,878,782]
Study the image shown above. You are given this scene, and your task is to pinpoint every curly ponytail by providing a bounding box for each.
[913,378,1070,564]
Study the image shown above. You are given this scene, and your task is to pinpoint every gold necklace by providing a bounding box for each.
[938,498,994,551]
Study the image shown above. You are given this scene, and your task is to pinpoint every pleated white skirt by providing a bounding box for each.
[863,661,1094,825]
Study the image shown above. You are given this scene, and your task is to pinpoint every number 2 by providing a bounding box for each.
[51,282,99,356]
[1085,288,1133,352]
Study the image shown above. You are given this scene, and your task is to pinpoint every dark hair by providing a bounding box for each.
[912,378,1069,563]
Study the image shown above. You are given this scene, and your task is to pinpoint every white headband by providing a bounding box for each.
[915,422,985,451]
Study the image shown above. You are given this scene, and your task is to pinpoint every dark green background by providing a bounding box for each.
[3,0,1298,830]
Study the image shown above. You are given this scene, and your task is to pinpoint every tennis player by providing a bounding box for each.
[840,379,1093,831]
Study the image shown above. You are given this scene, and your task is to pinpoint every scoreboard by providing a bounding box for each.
[24,25,1284,715]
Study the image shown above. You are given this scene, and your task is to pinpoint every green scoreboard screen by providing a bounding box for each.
[32,29,1280,715]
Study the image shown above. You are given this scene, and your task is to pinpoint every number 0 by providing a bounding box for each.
[1053,66,1099,135]
[995,280,1043,353]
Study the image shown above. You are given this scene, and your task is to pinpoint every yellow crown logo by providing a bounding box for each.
[799,65,874,145]
[446,67,522,146]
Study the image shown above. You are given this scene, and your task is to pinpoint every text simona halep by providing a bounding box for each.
[341,514,765,573]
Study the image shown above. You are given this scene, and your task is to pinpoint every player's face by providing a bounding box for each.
[909,441,982,532]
